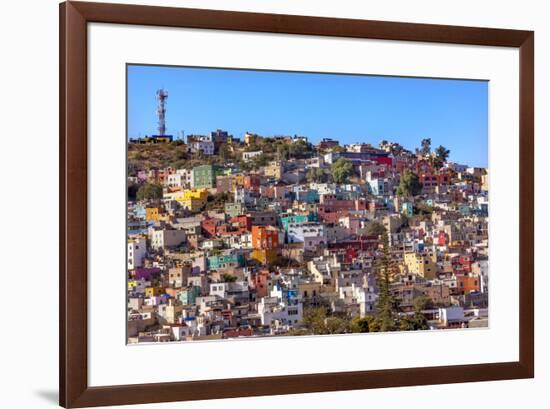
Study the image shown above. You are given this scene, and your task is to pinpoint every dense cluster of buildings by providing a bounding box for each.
[127,130,489,343]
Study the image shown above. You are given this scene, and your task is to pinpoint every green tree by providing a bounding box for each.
[324,317,350,334]
[417,138,431,157]
[350,316,377,333]
[433,145,450,168]
[331,158,353,184]
[136,183,163,201]
[399,297,430,331]
[365,221,387,237]
[249,154,268,170]
[307,168,327,183]
[302,307,328,335]
[289,140,311,157]
[375,234,398,332]
[277,144,290,160]
[399,314,429,331]
[222,273,238,283]
[399,295,433,331]
[244,143,261,152]
[259,138,276,154]
[413,296,434,312]
[397,170,422,197]
[274,139,313,159]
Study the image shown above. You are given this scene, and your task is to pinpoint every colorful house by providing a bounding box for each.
[178,286,201,305]
[456,275,481,294]
[208,253,246,270]
[402,252,437,279]
[134,267,162,281]
[181,189,209,212]
[251,225,279,249]
[250,226,279,264]
[402,202,414,217]
[280,213,317,231]
[145,287,164,297]
[192,164,220,189]
[224,202,244,218]
[145,207,160,221]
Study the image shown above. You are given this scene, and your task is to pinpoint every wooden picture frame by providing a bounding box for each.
[60,1,534,407]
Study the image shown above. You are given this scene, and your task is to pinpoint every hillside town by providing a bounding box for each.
[127,123,489,343]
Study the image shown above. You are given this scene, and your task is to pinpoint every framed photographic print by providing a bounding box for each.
[60,1,534,408]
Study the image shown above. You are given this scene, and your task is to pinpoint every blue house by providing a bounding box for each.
[402,202,414,217]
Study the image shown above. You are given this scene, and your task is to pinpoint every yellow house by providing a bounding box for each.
[402,252,437,279]
[244,132,262,146]
[263,161,283,180]
[162,189,209,211]
[181,189,209,212]
[145,207,160,221]
[145,287,163,297]
[163,189,183,202]
[250,249,278,265]
[128,280,137,290]
[233,175,245,188]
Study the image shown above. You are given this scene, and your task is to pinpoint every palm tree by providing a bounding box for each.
[375,235,398,331]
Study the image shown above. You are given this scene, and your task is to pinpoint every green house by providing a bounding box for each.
[224,202,245,218]
[193,165,221,189]
[280,213,318,231]
[178,286,201,305]
[208,253,245,270]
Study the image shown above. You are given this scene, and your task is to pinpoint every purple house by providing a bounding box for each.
[134,267,161,280]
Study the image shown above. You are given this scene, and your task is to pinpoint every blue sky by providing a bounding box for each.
[127,64,488,167]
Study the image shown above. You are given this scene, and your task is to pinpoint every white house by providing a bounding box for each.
[151,229,186,250]
[309,182,338,196]
[128,238,146,269]
[242,150,263,161]
[304,156,324,168]
[234,187,253,205]
[287,222,326,251]
[209,281,249,305]
[165,168,193,188]
[307,255,340,285]
[338,283,378,317]
[188,140,214,156]
[257,296,303,327]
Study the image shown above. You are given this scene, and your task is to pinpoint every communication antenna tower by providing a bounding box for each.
[156,88,168,136]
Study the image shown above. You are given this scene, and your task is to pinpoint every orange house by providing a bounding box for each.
[251,226,279,264]
[251,225,279,249]
[250,270,270,298]
[146,207,160,222]
[456,275,481,295]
